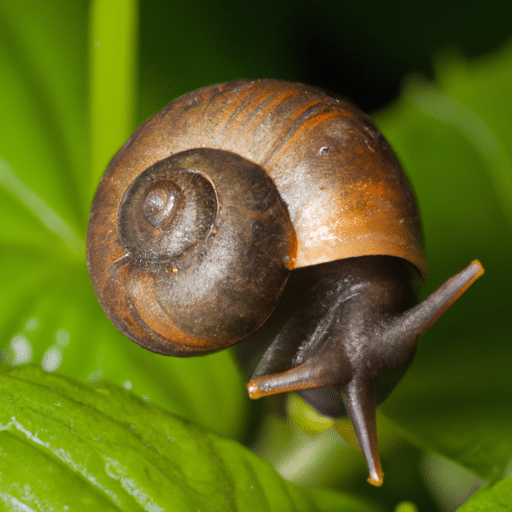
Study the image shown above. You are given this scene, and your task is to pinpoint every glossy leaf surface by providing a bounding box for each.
[0,367,377,512]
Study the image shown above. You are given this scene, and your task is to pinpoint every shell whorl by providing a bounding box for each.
[87,148,295,355]
[118,158,217,266]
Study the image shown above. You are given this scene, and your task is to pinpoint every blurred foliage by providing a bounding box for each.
[0,0,511,510]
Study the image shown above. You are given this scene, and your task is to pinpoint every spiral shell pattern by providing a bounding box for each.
[88,148,295,355]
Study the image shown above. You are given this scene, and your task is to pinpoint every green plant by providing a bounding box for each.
[1,1,511,510]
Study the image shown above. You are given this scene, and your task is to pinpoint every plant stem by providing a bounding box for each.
[89,0,138,196]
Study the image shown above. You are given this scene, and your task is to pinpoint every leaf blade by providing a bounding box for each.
[0,367,378,512]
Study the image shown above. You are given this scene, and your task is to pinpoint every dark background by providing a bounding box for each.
[137,0,512,118]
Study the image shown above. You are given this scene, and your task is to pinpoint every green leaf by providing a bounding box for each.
[458,478,512,511]
[1,0,512,506]
[0,0,89,235]
[0,367,377,512]
[375,42,512,483]
[0,0,248,441]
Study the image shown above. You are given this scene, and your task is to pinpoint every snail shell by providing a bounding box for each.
[87,79,426,356]
[88,147,294,354]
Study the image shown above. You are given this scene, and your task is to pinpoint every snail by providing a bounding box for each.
[86,79,484,486]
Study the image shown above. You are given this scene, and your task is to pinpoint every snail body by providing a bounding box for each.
[87,80,483,485]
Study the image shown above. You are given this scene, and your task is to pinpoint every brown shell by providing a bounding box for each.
[87,148,295,355]
[96,80,425,274]
[87,79,427,355]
